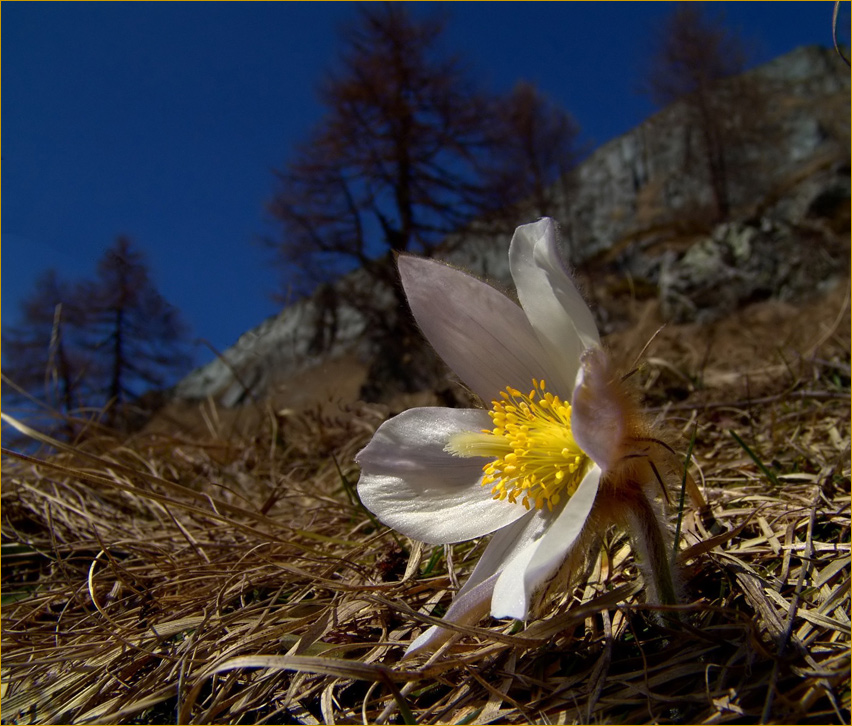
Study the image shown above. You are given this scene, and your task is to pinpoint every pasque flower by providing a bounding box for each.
[356,218,691,655]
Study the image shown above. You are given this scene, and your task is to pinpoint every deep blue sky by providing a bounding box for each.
[3,2,842,375]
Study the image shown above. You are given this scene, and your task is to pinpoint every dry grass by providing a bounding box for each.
[2,298,849,724]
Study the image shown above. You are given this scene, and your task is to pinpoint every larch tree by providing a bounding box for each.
[646,2,759,222]
[2,237,192,437]
[269,5,500,300]
[2,269,89,438]
[267,4,582,397]
[268,5,499,395]
[485,81,582,222]
[79,236,192,427]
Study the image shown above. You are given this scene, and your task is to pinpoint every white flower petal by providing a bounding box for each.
[405,509,540,654]
[356,407,489,474]
[521,466,601,595]
[356,407,530,544]
[398,255,563,404]
[491,466,601,620]
[509,218,601,397]
[405,572,500,656]
[487,505,555,620]
[466,508,543,590]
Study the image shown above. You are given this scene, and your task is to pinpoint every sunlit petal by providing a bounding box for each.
[509,218,600,398]
[405,572,500,656]
[491,466,601,619]
[398,255,564,404]
[356,407,531,543]
[488,504,557,619]
[405,509,544,654]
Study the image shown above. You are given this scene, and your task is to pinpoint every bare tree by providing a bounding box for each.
[268,5,505,396]
[3,238,192,436]
[268,5,501,301]
[646,3,754,221]
[486,81,582,221]
[3,270,89,437]
[267,5,584,398]
[79,237,192,426]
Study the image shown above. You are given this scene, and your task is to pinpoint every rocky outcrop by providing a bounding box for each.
[174,45,849,406]
[173,272,374,404]
[658,216,848,323]
[554,45,849,262]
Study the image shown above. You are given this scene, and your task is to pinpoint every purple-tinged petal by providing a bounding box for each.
[356,408,530,544]
[491,465,601,620]
[571,348,628,472]
[509,218,600,398]
[398,255,563,404]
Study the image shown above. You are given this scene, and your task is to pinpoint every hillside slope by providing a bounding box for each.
[166,45,849,424]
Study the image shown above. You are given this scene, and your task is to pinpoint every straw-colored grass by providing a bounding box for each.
[2,290,849,724]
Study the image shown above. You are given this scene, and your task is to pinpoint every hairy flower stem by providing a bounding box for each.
[625,488,680,624]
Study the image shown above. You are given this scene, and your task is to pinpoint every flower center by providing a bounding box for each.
[446,379,589,511]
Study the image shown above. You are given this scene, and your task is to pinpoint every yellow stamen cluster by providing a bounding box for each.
[446,379,588,511]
